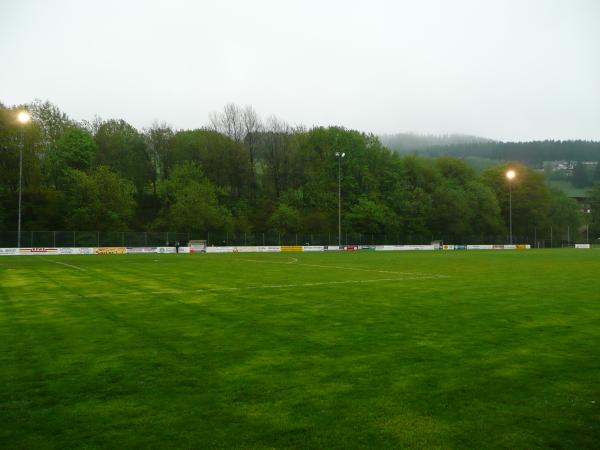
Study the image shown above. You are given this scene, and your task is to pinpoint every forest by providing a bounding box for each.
[383,135,600,169]
[1,100,599,244]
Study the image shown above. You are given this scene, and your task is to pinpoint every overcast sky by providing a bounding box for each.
[1,0,598,141]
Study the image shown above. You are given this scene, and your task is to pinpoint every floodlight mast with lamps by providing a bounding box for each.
[506,170,516,244]
[335,152,345,248]
[16,111,31,248]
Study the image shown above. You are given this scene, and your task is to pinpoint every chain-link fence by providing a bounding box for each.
[0,228,594,248]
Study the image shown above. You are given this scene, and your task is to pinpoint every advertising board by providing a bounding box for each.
[18,248,60,255]
[281,246,304,252]
[127,247,158,254]
[375,245,435,251]
[258,246,282,252]
[206,246,234,253]
[95,247,127,255]
[575,244,591,249]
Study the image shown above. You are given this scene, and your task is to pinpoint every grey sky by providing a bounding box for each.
[1,0,599,141]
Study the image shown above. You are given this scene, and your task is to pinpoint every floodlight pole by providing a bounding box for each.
[17,135,23,248]
[506,169,515,245]
[335,152,345,248]
[15,111,31,248]
[508,181,512,245]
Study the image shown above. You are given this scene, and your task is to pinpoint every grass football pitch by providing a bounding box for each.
[1,249,599,449]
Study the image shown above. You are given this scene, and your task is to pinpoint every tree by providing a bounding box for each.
[209,103,245,143]
[572,162,589,188]
[143,122,175,193]
[154,162,233,232]
[268,203,301,234]
[29,100,74,148]
[47,127,97,187]
[593,162,600,183]
[548,187,582,242]
[482,162,551,240]
[589,183,600,239]
[169,129,252,202]
[346,196,397,235]
[65,166,136,231]
[94,119,153,192]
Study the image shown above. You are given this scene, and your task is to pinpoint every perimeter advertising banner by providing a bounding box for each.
[375,245,435,251]
[95,247,127,254]
[281,246,304,252]
[127,247,157,254]
[18,248,60,255]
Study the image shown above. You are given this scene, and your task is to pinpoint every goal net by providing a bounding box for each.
[189,240,207,253]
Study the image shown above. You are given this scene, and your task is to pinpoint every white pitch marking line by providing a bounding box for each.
[45,259,87,271]
[9,275,451,302]
[296,262,422,276]
[239,257,424,276]
[193,275,448,293]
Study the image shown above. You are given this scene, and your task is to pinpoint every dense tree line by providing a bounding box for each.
[0,100,595,242]
[411,141,600,167]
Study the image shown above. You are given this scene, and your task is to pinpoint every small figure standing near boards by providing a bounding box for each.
[175,241,180,254]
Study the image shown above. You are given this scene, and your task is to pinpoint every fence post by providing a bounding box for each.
[97,231,100,247]
[53,231,56,248]
[206,231,209,246]
[244,232,247,246]
[262,233,265,246]
[73,231,76,247]
[122,232,125,247]
[145,232,148,246]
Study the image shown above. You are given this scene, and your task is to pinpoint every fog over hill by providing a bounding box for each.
[380,133,495,153]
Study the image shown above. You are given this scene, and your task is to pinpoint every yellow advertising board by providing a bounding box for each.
[95,247,127,255]
[281,246,303,252]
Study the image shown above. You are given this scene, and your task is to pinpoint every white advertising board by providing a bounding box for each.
[156,247,177,254]
[127,247,158,254]
[206,246,234,253]
[375,245,435,251]
[575,244,591,249]
[303,246,325,252]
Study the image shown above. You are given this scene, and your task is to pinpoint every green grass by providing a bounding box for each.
[1,250,599,449]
